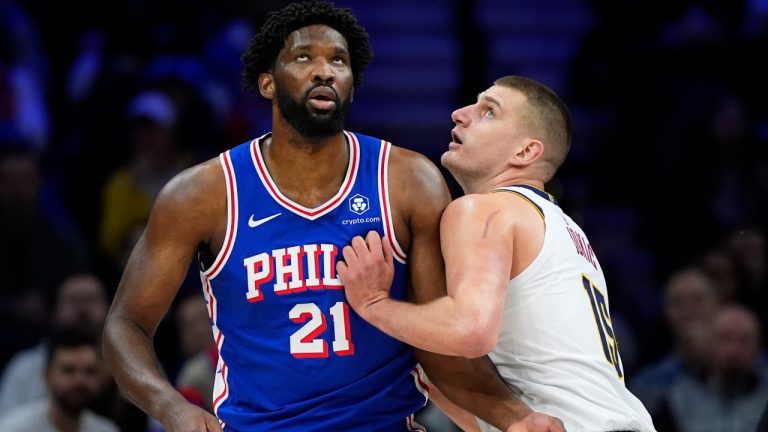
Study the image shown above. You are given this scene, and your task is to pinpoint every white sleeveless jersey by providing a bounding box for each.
[478,185,656,432]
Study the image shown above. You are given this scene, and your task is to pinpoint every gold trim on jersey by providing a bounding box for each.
[493,189,545,221]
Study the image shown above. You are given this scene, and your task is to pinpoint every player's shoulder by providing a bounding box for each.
[387,144,450,203]
[153,157,225,213]
[445,192,535,227]
[446,193,503,218]
[388,144,441,175]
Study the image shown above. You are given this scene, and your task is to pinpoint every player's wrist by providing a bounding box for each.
[358,294,392,323]
[496,402,534,430]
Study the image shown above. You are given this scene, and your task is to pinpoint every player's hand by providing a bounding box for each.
[505,412,566,432]
[337,231,394,317]
[160,403,223,432]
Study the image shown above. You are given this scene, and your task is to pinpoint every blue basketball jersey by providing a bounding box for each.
[200,131,429,431]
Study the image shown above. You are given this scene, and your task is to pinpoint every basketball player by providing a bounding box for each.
[338,76,658,431]
[103,2,535,431]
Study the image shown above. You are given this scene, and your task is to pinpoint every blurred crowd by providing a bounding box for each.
[1,0,767,431]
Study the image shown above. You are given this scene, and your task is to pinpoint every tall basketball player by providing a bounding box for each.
[102,2,534,431]
[339,76,657,431]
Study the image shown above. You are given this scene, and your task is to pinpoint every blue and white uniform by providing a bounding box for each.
[200,131,428,431]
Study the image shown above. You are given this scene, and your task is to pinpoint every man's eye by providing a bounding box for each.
[297,54,309,61]
[483,109,495,119]
[332,56,345,64]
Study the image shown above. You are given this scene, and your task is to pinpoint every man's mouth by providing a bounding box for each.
[451,130,463,144]
[307,86,337,111]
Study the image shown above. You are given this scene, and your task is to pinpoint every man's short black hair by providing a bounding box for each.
[242,0,373,93]
[45,326,100,367]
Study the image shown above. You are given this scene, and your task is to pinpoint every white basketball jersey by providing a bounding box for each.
[478,185,656,432]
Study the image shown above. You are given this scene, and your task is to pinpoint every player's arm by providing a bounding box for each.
[102,160,224,432]
[376,149,484,429]
[399,179,530,430]
[356,149,526,430]
[341,188,564,431]
[426,379,481,432]
[339,193,512,357]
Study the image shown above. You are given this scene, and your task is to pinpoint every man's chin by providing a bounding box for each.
[439,151,455,169]
[307,109,335,119]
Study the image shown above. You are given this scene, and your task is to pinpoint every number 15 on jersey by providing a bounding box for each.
[582,275,624,379]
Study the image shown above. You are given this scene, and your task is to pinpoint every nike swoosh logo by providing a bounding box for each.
[248,213,282,228]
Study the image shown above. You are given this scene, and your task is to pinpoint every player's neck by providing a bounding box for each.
[262,127,349,207]
[475,173,545,195]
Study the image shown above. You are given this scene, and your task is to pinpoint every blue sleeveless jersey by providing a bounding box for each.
[200,131,428,431]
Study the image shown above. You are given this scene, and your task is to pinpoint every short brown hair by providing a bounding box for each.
[494,76,571,175]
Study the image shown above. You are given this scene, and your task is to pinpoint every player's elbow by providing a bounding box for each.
[453,320,498,358]
[101,314,124,360]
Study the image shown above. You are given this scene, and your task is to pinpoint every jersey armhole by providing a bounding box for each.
[378,140,407,264]
[201,151,238,279]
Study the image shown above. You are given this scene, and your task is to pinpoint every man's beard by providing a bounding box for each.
[51,386,93,416]
[275,81,351,138]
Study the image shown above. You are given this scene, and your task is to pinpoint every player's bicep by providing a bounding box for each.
[408,192,450,304]
[441,198,514,318]
[389,149,452,304]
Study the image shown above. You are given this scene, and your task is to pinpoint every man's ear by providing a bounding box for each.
[512,139,545,166]
[258,73,275,99]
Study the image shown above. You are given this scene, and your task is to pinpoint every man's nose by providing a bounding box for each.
[451,106,469,126]
[312,58,335,83]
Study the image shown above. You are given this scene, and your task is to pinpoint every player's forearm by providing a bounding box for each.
[102,316,190,422]
[416,351,532,431]
[427,378,481,432]
[362,296,494,357]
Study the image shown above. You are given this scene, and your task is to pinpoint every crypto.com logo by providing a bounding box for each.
[348,194,370,215]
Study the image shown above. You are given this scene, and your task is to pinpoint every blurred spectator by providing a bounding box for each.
[99,90,191,261]
[701,248,739,303]
[727,229,767,297]
[0,272,108,413]
[655,305,768,432]
[174,295,216,412]
[0,146,89,361]
[144,56,223,160]
[0,271,148,431]
[629,267,720,414]
[0,0,50,152]
[725,228,768,337]
[0,326,118,432]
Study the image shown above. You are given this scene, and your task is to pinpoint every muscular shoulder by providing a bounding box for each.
[388,146,451,213]
[149,157,225,243]
[155,158,222,209]
[443,192,539,233]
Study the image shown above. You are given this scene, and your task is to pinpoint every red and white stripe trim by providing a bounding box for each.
[411,364,430,400]
[212,362,230,414]
[250,131,360,220]
[202,151,238,280]
[202,277,229,415]
[378,141,407,264]
[407,414,427,431]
